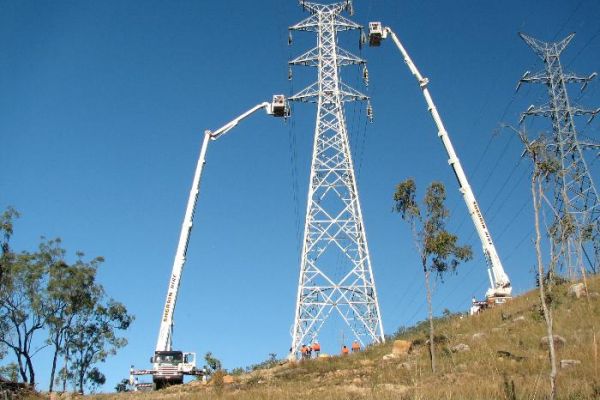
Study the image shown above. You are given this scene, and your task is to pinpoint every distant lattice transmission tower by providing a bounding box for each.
[518,32,600,273]
[288,0,384,356]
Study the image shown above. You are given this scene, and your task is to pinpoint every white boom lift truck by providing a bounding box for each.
[130,95,288,390]
[367,23,512,312]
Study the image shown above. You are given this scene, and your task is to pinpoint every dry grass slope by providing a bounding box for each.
[86,276,600,400]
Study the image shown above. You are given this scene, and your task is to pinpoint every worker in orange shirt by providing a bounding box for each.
[351,340,360,353]
[341,345,349,356]
[312,341,321,357]
[300,344,308,360]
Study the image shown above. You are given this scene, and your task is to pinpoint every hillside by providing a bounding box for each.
[85,276,600,400]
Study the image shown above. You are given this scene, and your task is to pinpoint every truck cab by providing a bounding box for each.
[151,350,197,389]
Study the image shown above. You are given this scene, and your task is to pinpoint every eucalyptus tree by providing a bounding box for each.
[46,249,104,392]
[0,207,133,393]
[515,132,563,400]
[0,207,19,363]
[0,240,54,385]
[0,207,19,290]
[66,300,133,394]
[393,179,472,373]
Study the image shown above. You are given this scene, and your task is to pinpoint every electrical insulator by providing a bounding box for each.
[288,66,293,81]
[363,65,369,86]
[347,1,354,16]
[366,101,373,123]
[288,31,293,46]
[360,31,367,49]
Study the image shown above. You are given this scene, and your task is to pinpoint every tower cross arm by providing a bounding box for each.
[337,47,365,66]
[519,104,553,123]
[573,106,600,123]
[339,82,369,102]
[565,72,598,92]
[516,71,596,91]
[290,46,364,67]
[289,47,320,67]
[578,141,600,149]
[289,82,320,103]
[333,15,362,31]
[520,104,600,124]
[519,32,575,59]
[562,72,597,84]
[516,70,549,91]
[290,14,320,32]
[299,1,350,15]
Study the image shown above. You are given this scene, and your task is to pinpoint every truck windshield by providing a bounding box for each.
[155,352,183,364]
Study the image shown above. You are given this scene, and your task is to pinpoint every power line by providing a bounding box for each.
[487,166,529,226]
[503,227,534,263]
[551,0,585,41]
[495,197,531,242]
[482,159,522,216]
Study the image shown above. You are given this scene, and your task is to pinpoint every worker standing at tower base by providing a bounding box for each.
[300,344,308,360]
[341,345,349,356]
[312,341,321,358]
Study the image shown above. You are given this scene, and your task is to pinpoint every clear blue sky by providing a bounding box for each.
[1,0,599,393]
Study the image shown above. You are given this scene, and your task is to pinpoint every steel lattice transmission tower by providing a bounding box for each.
[518,32,600,273]
[287,0,384,356]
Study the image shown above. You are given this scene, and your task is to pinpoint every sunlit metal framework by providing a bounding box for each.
[287,0,384,356]
[518,33,600,273]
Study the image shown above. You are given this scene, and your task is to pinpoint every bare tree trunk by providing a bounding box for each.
[78,369,85,395]
[424,265,436,374]
[24,354,35,387]
[13,350,27,383]
[62,347,69,392]
[49,339,59,392]
[577,254,598,377]
[532,175,557,400]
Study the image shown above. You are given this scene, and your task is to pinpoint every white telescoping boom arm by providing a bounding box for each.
[155,96,288,352]
[368,23,511,298]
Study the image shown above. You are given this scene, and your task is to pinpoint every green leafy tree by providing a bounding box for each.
[0,207,20,279]
[203,351,222,375]
[46,248,103,392]
[0,207,20,362]
[0,207,134,393]
[0,362,19,382]
[86,367,106,393]
[66,300,133,394]
[393,179,472,373]
[0,242,54,385]
[115,378,131,392]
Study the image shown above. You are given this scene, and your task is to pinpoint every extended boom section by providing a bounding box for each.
[131,96,288,390]
[368,23,512,309]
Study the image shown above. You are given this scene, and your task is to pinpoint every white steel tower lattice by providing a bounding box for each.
[288,0,384,356]
[518,33,600,273]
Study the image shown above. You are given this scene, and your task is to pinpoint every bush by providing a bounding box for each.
[211,370,225,396]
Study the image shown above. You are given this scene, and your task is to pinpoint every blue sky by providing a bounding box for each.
[1,0,599,393]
